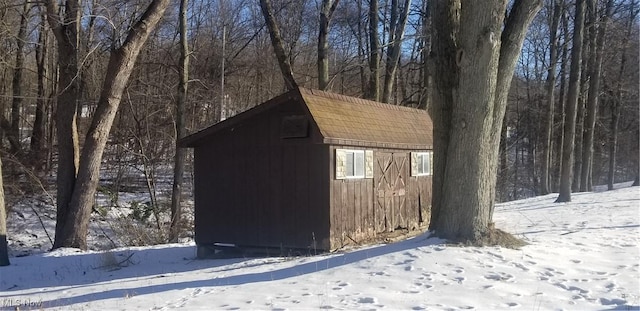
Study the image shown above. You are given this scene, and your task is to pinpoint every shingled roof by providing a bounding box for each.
[180,88,432,149]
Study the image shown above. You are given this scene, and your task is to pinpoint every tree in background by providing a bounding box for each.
[318,0,340,90]
[429,0,542,241]
[557,0,586,202]
[259,0,298,91]
[580,0,614,191]
[49,0,171,249]
[540,0,563,195]
[45,0,82,247]
[367,0,380,101]
[170,0,190,243]
[381,0,412,104]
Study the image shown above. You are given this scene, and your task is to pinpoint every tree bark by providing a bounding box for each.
[430,0,541,241]
[540,0,562,195]
[367,0,380,101]
[9,0,31,156]
[420,1,432,111]
[382,0,412,104]
[580,0,613,192]
[557,0,586,202]
[553,9,570,192]
[45,0,82,244]
[53,0,171,249]
[259,0,298,91]
[0,157,9,266]
[31,7,48,170]
[318,0,340,90]
[170,0,189,243]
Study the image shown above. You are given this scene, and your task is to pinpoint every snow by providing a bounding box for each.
[1,185,639,310]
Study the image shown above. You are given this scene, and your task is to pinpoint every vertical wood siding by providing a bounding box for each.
[193,100,331,251]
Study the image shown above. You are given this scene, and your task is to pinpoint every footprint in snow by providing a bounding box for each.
[453,277,465,284]
[512,262,530,272]
[358,297,377,304]
[403,251,420,259]
[484,272,515,282]
[332,282,350,290]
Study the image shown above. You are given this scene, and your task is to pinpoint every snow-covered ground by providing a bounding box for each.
[1,184,638,310]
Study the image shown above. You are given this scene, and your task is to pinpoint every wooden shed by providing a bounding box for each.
[180,88,433,257]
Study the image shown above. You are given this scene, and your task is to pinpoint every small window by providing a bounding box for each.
[336,149,373,179]
[411,151,433,176]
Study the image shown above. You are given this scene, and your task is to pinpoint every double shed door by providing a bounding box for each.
[374,151,408,233]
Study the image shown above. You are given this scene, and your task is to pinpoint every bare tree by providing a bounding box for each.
[318,0,340,90]
[367,0,380,101]
[381,0,411,104]
[51,0,171,249]
[259,0,298,90]
[45,0,82,244]
[540,0,562,195]
[557,0,586,202]
[170,0,189,243]
[580,0,613,191]
[429,0,542,241]
[8,0,31,156]
[608,0,638,190]
[31,7,49,171]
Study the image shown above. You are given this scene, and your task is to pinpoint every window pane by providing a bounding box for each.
[423,155,429,174]
[355,151,364,177]
[417,154,424,174]
[346,152,354,176]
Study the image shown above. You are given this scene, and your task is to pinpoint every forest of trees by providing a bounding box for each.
[0,0,638,264]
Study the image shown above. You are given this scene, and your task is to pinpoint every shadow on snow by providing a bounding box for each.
[1,233,442,309]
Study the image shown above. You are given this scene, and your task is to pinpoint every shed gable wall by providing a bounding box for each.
[193,99,331,250]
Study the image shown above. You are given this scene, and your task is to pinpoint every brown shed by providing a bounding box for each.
[180,88,433,257]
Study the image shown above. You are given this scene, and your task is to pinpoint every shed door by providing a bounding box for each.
[374,152,407,232]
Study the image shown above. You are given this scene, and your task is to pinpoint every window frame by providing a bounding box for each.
[411,151,433,176]
[335,149,373,180]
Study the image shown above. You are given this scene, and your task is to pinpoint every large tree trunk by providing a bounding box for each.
[580,0,613,192]
[259,0,298,91]
[367,0,380,101]
[381,0,411,104]
[430,0,541,241]
[540,0,562,195]
[46,0,82,243]
[556,0,586,203]
[318,0,340,90]
[53,0,171,249]
[170,0,189,243]
[0,157,9,266]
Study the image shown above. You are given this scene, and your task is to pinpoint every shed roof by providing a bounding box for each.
[180,88,432,149]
